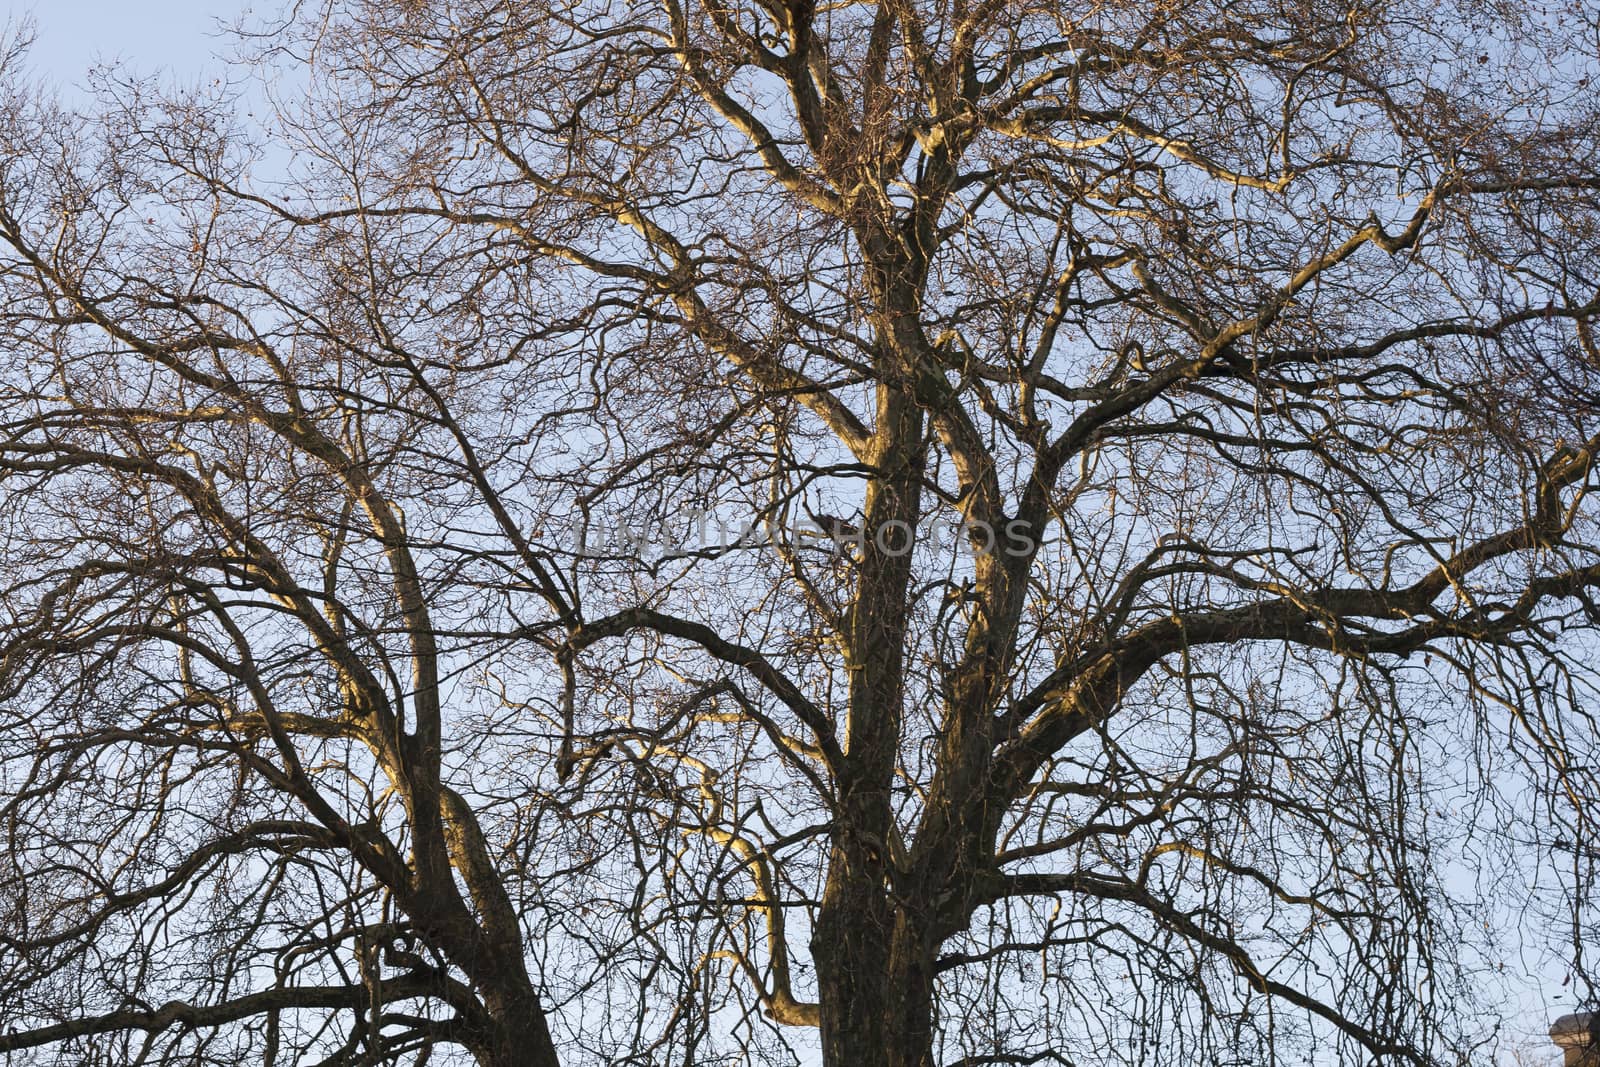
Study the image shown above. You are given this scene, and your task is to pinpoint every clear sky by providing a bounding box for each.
[11,0,245,94]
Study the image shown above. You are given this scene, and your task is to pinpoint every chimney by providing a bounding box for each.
[1552,1012,1599,1066]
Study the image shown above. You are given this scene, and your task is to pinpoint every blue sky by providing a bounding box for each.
[13,0,243,93]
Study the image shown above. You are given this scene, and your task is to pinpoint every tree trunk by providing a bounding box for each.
[814,856,939,1067]
[474,989,562,1067]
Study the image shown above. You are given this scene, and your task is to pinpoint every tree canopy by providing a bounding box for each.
[1,1,1599,1064]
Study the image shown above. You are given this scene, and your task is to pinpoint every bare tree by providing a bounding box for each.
[0,34,592,1063]
[3,0,1600,1065]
